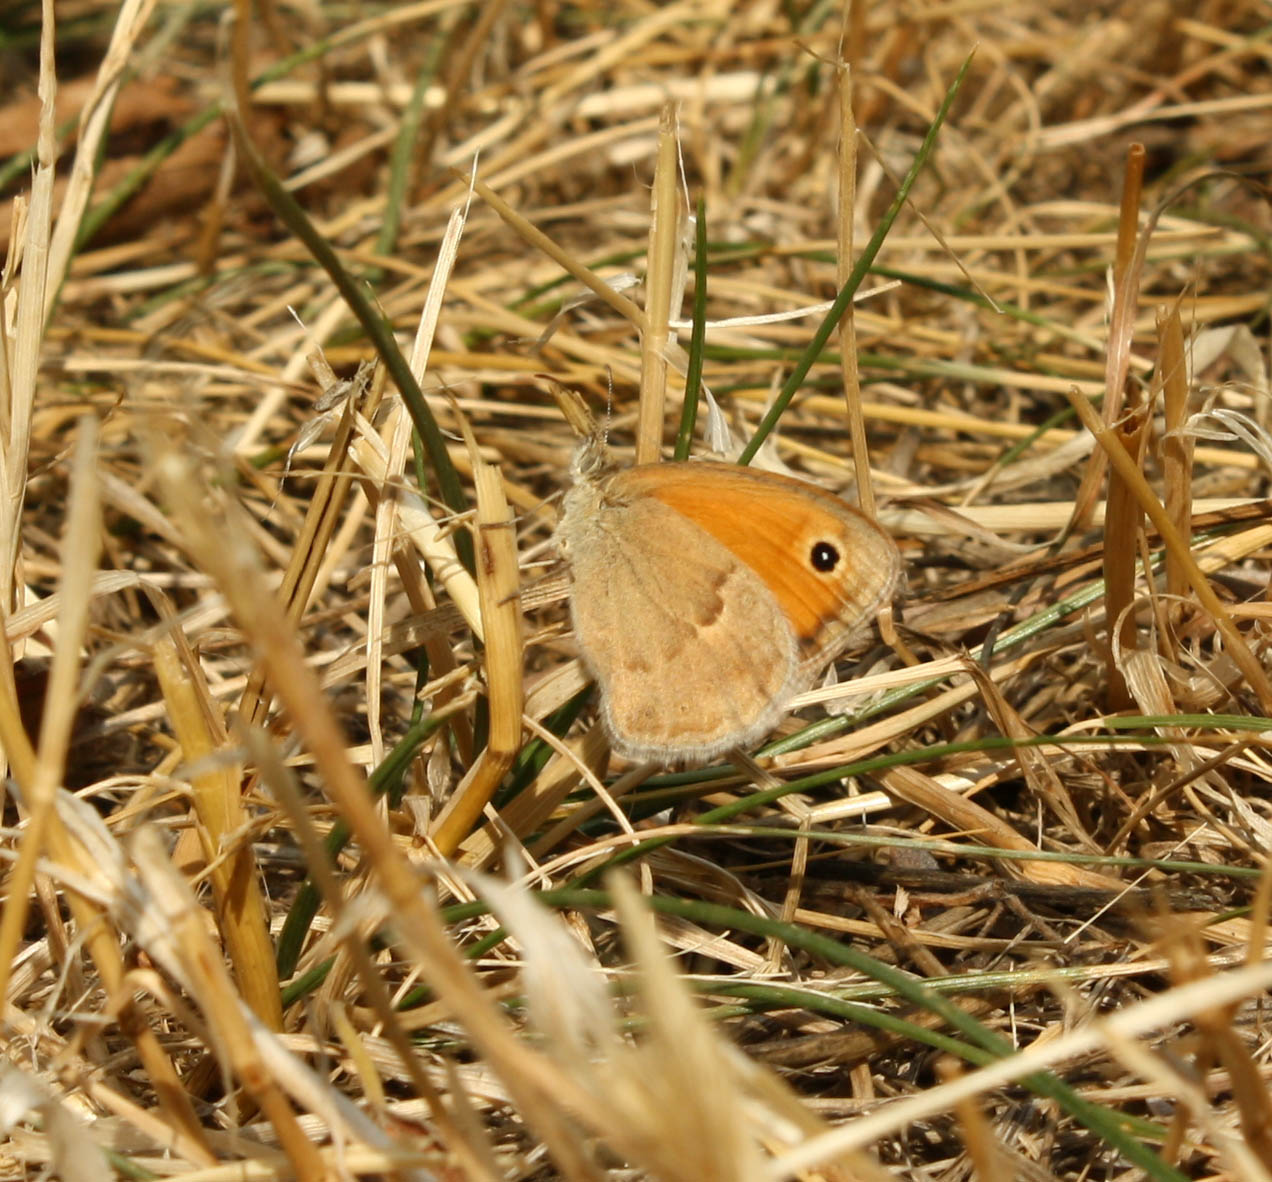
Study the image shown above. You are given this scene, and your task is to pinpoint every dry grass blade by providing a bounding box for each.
[127,827,325,1180]
[836,61,877,519]
[430,418,525,855]
[236,357,376,732]
[635,104,681,464]
[0,419,99,1000]
[0,0,56,617]
[42,0,155,319]
[1066,384,1272,714]
[467,174,647,331]
[152,632,282,1030]
[1103,411,1148,709]
[1159,302,1193,607]
[771,958,1272,1176]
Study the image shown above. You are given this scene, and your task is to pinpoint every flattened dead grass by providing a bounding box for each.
[3,3,1272,1179]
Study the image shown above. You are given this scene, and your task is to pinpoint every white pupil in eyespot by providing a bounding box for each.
[810,541,839,572]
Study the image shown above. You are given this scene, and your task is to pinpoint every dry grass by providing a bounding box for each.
[3,2,1272,1179]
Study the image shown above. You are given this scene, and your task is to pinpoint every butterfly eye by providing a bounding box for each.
[810,540,841,573]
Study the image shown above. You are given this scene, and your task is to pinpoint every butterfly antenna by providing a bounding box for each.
[603,366,614,445]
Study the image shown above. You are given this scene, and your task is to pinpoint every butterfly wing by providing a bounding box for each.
[610,461,899,667]
[559,471,805,762]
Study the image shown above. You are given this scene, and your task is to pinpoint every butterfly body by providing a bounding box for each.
[557,449,900,765]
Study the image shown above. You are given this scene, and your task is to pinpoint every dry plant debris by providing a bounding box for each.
[2,3,1272,1180]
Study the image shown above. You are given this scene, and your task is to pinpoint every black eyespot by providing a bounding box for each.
[810,540,840,572]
